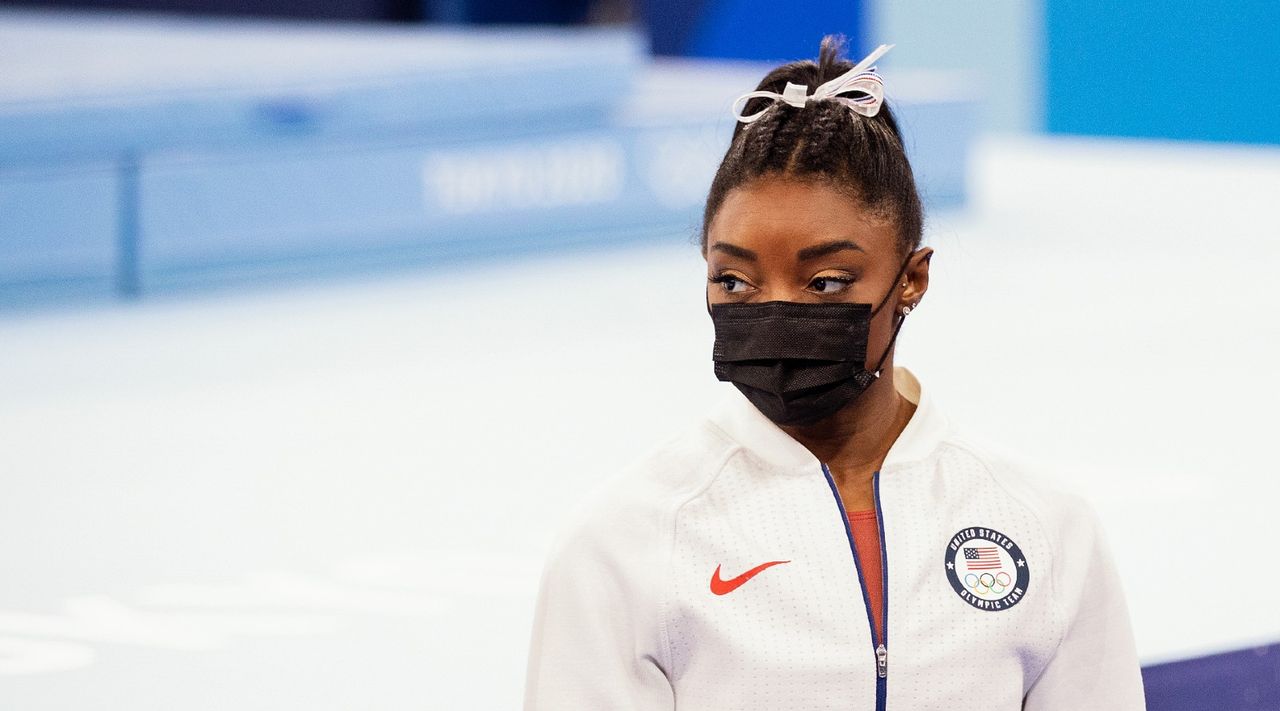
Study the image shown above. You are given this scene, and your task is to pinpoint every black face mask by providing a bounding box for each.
[707,252,914,427]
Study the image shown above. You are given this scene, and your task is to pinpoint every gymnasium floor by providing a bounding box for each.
[1,134,1278,708]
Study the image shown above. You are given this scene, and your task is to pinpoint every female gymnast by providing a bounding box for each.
[524,36,1144,710]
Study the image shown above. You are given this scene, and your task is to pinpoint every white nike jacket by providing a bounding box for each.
[523,366,1145,710]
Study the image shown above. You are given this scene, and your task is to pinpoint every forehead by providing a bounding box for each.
[706,176,898,260]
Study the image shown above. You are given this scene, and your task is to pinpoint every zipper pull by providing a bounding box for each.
[876,643,888,678]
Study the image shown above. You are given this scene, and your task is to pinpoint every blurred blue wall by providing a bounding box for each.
[641,0,862,61]
[871,0,1277,143]
[1046,0,1279,145]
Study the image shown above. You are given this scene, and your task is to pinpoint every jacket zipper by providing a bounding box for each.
[821,462,888,711]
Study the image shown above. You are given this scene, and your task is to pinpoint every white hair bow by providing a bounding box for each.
[731,43,894,124]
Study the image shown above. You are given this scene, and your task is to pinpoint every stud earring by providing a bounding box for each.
[902,304,913,316]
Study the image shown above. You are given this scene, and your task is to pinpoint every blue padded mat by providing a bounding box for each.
[0,9,645,162]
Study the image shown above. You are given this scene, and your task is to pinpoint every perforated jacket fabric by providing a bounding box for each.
[523,366,1145,710]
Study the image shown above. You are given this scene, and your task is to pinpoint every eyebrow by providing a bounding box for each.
[709,242,758,261]
[709,239,865,262]
[797,239,865,261]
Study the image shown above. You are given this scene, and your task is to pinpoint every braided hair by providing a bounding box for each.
[701,35,924,258]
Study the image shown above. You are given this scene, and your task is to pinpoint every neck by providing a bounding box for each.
[779,361,911,476]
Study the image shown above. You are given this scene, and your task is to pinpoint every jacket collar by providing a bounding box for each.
[704,365,951,475]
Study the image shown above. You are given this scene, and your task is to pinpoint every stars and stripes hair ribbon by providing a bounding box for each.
[730,43,894,124]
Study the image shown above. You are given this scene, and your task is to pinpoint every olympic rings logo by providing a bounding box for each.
[964,571,1012,597]
[945,528,1030,611]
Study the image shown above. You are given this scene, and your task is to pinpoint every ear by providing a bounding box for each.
[900,247,933,313]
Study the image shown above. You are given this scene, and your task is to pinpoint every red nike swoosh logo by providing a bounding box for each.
[710,560,790,595]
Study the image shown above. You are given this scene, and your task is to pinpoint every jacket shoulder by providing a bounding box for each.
[939,431,1117,631]
[525,419,734,702]
[941,431,1099,532]
[546,415,740,562]
[937,435,1142,705]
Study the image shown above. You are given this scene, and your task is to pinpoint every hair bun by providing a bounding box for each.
[702,36,923,258]
[817,34,854,83]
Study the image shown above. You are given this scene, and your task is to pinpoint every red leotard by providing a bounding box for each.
[847,508,884,642]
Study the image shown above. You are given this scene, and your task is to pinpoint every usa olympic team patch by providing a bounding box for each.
[944,527,1030,611]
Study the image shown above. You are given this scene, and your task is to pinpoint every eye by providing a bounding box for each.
[708,273,751,294]
[810,275,854,294]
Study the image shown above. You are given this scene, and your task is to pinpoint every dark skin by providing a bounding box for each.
[704,175,934,513]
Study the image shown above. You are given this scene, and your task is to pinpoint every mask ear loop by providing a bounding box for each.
[866,249,917,379]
